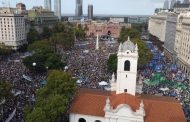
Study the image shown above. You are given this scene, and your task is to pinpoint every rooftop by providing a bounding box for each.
[70,88,186,122]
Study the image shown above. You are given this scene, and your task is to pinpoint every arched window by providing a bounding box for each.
[124,60,130,71]
[95,120,101,122]
[78,118,86,122]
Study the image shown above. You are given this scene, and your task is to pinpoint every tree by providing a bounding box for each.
[132,38,153,68]
[75,24,85,40]
[0,46,12,56]
[107,54,117,73]
[28,39,52,53]
[25,70,77,122]
[118,27,140,43]
[45,54,65,70]
[25,108,50,122]
[0,80,12,100]
[41,26,52,39]
[27,28,40,44]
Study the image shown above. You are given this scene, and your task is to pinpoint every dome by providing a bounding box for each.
[122,37,135,52]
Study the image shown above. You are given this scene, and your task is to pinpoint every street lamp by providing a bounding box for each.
[32,62,36,67]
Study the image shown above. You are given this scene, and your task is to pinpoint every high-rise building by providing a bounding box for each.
[16,3,26,14]
[183,0,190,3]
[88,5,93,19]
[75,0,83,16]
[170,0,176,9]
[54,0,61,20]
[163,0,169,10]
[0,7,27,50]
[44,0,51,10]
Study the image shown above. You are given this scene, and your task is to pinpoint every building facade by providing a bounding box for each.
[148,13,168,43]
[173,3,190,13]
[88,5,93,20]
[164,13,178,61]
[16,3,26,14]
[44,0,51,10]
[28,6,58,26]
[117,37,138,95]
[109,17,125,23]
[0,7,27,49]
[54,0,61,20]
[75,0,83,16]
[174,12,190,80]
[82,21,124,38]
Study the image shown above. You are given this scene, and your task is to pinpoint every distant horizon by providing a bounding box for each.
[1,0,166,15]
[61,13,151,17]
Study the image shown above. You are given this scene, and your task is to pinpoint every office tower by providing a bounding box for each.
[163,0,169,10]
[183,0,190,3]
[170,0,176,9]
[75,0,83,16]
[54,0,61,20]
[88,5,93,19]
[44,0,51,10]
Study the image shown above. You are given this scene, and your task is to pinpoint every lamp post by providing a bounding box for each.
[32,62,36,74]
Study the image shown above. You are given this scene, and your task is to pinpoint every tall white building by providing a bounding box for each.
[0,7,27,50]
[116,37,138,95]
[174,12,190,80]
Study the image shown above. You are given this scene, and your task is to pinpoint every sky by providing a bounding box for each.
[0,0,173,15]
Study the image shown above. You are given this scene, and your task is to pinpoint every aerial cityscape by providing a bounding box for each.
[0,0,189,122]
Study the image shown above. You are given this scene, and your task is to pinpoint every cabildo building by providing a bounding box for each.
[69,37,186,122]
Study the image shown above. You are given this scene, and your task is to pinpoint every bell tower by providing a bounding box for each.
[116,37,138,95]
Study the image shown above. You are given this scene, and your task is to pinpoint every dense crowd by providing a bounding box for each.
[0,53,46,122]
[66,40,118,89]
[141,41,190,119]
[0,38,189,121]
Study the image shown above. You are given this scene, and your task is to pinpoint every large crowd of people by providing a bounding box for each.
[141,41,190,119]
[0,53,46,122]
[0,38,189,121]
[66,40,119,89]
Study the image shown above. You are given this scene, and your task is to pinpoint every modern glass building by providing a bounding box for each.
[88,5,93,19]
[75,0,83,16]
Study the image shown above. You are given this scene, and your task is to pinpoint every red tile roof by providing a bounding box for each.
[70,88,186,122]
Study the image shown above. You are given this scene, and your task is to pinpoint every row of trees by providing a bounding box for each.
[23,22,79,72]
[107,25,153,72]
[0,80,12,101]
[24,70,77,122]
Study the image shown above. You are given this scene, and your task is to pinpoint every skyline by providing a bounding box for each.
[0,0,168,15]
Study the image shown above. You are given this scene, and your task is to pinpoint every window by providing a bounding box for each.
[79,118,86,122]
[124,60,130,71]
[95,120,101,122]
[124,89,127,93]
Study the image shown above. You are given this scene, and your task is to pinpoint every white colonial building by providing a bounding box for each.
[70,37,186,122]
[174,12,190,80]
[0,7,27,49]
[116,37,138,95]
